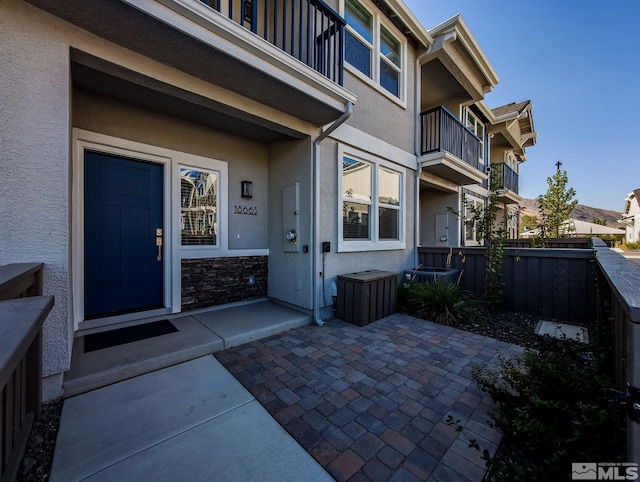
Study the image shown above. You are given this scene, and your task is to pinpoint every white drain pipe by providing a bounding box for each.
[312,102,353,326]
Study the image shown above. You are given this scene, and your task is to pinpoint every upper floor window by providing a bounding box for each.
[344,0,404,100]
[505,151,518,171]
[464,109,485,163]
[339,145,405,251]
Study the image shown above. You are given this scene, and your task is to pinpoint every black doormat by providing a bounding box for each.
[84,320,178,353]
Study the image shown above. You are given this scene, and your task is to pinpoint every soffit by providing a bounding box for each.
[71,53,308,142]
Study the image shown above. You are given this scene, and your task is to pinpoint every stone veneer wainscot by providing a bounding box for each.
[181,256,268,310]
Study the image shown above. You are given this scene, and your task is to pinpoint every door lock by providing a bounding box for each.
[156,228,163,261]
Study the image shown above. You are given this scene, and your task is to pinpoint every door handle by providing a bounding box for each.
[156,231,163,261]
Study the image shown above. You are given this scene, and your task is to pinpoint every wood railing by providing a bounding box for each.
[0,263,53,482]
[199,0,345,85]
[419,106,481,170]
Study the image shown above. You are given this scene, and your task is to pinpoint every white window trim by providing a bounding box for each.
[338,144,406,252]
[342,0,407,108]
[463,107,484,164]
[464,195,484,247]
[72,129,230,330]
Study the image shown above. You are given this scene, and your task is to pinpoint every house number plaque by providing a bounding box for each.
[233,205,258,215]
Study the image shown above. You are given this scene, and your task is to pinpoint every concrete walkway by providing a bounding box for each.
[51,355,332,481]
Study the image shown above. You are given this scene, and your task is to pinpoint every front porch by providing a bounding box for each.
[64,299,311,397]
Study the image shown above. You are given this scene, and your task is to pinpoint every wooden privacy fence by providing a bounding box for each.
[417,243,597,324]
[0,263,53,482]
[591,240,640,463]
[419,240,640,462]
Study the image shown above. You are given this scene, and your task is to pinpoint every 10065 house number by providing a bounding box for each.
[234,205,258,215]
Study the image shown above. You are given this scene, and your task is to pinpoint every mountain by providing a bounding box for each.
[519,198,624,229]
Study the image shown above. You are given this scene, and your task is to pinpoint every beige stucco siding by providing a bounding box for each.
[267,140,314,309]
[343,49,418,155]
[0,0,75,396]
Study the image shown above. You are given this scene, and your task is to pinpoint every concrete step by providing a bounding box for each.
[64,301,311,398]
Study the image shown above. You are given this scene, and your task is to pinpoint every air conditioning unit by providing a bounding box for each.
[484,165,492,174]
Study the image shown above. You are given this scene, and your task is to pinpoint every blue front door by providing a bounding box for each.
[84,151,164,318]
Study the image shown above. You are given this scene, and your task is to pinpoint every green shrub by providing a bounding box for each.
[624,241,640,250]
[397,280,473,325]
[473,336,625,481]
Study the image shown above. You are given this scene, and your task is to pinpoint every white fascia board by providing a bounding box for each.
[419,150,487,185]
[475,100,497,124]
[497,189,523,205]
[125,0,357,111]
[428,14,498,88]
[383,0,433,47]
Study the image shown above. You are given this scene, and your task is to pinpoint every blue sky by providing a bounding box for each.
[403,0,640,212]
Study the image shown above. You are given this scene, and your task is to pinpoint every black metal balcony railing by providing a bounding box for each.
[420,106,481,170]
[199,0,345,85]
[493,162,519,194]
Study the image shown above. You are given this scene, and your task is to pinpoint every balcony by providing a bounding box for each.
[28,0,355,127]
[198,0,344,85]
[492,162,522,204]
[419,106,487,186]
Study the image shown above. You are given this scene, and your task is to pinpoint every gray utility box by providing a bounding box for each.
[336,270,398,326]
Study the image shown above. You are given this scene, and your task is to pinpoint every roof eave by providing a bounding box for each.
[428,14,499,89]
[383,0,433,48]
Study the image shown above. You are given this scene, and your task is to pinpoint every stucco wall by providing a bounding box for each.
[419,189,460,247]
[318,139,416,306]
[0,0,74,394]
[267,140,314,309]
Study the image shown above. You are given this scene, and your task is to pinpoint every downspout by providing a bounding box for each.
[312,102,353,326]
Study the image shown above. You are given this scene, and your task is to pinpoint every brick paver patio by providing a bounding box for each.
[216,313,524,481]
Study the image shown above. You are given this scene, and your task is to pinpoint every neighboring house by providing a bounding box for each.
[487,100,536,239]
[619,190,640,244]
[0,0,532,400]
[417,15,498,248]
[520,219,624,238]
[461,100,536,244]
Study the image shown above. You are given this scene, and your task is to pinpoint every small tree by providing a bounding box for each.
[537,163,578,239]
[462,171,513,306]
[519,214,538,234]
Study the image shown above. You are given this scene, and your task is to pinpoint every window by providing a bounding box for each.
[379,25,401,97]
[342,157,372,239]
[345,0,372,77]
[378,167,400,240]
[340,146,405,250]
[180,167,218,246]
[344,0,404,99]
[464,109,485,163]
[464,197,484,245]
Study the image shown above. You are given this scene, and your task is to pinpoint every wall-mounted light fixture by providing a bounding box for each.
[241,181,253,199]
